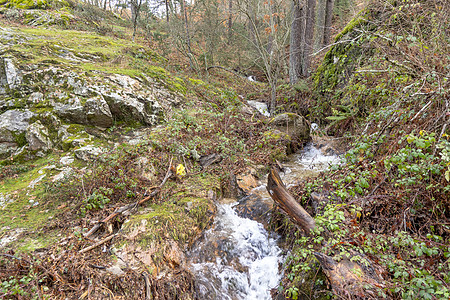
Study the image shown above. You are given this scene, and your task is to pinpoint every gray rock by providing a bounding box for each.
[271,113,310,142]
[28,92,44,104]
[0,110,34,158]
[84,95,113,128]
[54,95,113,128]
[26,120,53,151]
[54,97,84,123]
[102,92,161,126]
[74,145,104,161]
[60,155,74,166]
[0,57,22,94]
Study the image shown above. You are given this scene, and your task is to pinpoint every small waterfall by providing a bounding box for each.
[190,203,281,299]
[189,143,340,299]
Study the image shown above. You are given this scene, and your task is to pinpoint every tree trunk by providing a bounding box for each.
[266,167,316,234]
[289,0,304,84]
[227,0,233,44]
[314,0,326,50]
[180,0,195,70]
[323,0,334,46]
[131,0,142,41]
[165,0,170,23]
[302,0,316,76]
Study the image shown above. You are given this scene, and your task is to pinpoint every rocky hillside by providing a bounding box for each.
[0,1,312,298]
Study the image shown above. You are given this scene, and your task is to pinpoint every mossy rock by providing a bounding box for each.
[313,8,378,95]
[1,0,50,9]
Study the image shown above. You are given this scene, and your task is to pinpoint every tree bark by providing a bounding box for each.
[323,0,334,46]
[314,0,326,50]
[165,0,170,23]
[302,0,316,76]
[289,0,304,84]
[228,0,233,44]
[266,167,316,234]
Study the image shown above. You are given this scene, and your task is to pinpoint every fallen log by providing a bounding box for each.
[266,167,316,234]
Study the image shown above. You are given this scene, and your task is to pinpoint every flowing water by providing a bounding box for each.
[188,142,340,299]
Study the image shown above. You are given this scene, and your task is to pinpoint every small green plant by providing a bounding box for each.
[80,186,113,215]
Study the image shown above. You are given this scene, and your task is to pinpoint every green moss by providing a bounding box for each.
[3,0,49,9]
[313,9,376,94]
[12,131,27,147]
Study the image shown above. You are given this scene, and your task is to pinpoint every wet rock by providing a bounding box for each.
[234,194,273,224]
[74,145,104,161]
[236,168,259,193]
[26,120,53,151]
[0,57,22,94]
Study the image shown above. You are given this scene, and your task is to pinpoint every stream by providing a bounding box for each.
[188,142,340,299]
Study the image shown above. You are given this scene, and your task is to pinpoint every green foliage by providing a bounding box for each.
[80,186,112,215]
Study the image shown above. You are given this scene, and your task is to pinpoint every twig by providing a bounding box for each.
[79,234,116,254]
[410,100,432,122]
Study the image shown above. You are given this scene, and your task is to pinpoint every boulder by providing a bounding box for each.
[270,113,310,142]
[0,109,34,158]
[25,120,53,151]
[54,95,113,128]
[84,95,113,128]
[54,97,84,123]
[102,92,161,126]
[0,57,22,94]
[74,145,104,161]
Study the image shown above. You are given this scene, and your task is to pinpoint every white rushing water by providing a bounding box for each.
[190,203,282,299]
[189,143,340,299]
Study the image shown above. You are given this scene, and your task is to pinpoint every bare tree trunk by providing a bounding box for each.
[302,0,316,76]
[131,0,142,41]
[228,0,233,43]
[323,0,334,46]
[165,0,170,23]
[314,0,326,50]
[180,0,196,71]
[289,0,304,84]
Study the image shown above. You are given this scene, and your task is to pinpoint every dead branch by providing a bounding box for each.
[266,167,316,234]
[79,234,117,254]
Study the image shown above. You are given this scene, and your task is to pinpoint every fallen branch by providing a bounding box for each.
[266,167,316,234]
[142,271,152,300]
[79,234,116,254]
[84,158,173,238]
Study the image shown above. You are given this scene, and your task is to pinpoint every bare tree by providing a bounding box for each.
[237,0,290,114]
[131,0,143,41]
[289,0,316,83]
[323,0,334,46]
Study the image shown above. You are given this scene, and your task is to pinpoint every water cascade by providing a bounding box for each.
[189,143,340,299]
